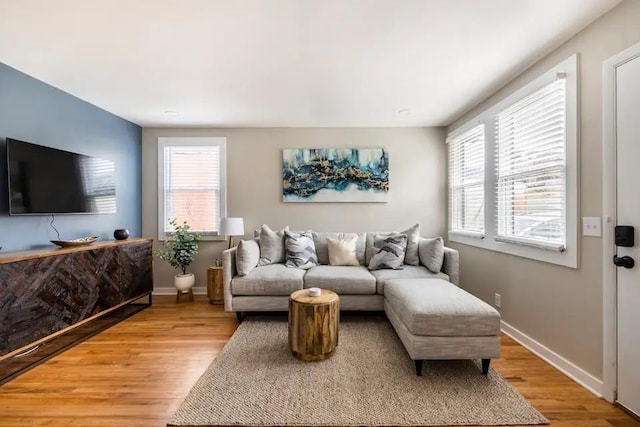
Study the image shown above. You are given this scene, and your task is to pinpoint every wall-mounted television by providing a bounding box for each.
[6,138,117,215]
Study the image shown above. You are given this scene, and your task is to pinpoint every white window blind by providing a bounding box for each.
[448,124,485,236]
[496,78,566,251]
[159,140,226,238]
[79,157,116,214]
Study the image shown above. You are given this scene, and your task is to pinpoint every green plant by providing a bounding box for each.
[156,219,201,275]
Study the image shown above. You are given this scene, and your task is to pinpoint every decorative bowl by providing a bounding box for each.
[51,236,99,248]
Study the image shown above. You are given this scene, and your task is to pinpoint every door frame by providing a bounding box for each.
[602,41,640,404]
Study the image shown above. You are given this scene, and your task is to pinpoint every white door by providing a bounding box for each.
[616,53,640,417]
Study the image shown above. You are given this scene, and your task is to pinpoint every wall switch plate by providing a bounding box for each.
[494,293,502,308]
[583,217,602,237]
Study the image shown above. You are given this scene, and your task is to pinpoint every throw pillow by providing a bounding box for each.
[365,224,420,266]
[327,236,360,266]
[284,230,318,270]
[313,232,366,265]
[368,233,408,271]
[402,224,421,266]
[257,224,289,266]
[236,239,260,276]
[419,236,445,273]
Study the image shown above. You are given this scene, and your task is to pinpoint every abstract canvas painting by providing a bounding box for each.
[282,148,389,202]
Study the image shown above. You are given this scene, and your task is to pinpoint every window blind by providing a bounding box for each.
[448,124,485,236]
[496,78,566,251]
[163,145,221,234]
[80,157,116,214]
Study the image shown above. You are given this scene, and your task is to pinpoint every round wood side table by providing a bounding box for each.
[288,289,340,361]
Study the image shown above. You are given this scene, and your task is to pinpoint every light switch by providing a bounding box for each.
[583,217,602,237]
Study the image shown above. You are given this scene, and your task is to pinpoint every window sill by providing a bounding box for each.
[449,230,485,240]
[158,234,227,242]
[448,232,577,268]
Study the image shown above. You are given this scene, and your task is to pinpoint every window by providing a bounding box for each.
[448,124,485,237]
[496,78,566,251]
[158,137,227,240]
[447,54,577,268]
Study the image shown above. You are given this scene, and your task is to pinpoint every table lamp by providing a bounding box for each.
[219,217,245,249]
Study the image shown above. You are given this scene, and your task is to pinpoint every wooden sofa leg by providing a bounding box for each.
[236,312,243,323]
[415,360,423,376]
[481,358,490,374]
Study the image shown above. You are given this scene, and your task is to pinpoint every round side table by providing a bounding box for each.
[288,289,340,361]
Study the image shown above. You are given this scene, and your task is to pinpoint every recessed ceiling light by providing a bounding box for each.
[164,110,178,116]
[398,109,411,115]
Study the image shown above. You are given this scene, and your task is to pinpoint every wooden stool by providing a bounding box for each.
[288,289,339,361]
[176,289,194,303]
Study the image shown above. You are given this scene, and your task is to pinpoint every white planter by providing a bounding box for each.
[174,273,195,292]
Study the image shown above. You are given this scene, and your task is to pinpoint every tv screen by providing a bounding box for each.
[6,138,116,215]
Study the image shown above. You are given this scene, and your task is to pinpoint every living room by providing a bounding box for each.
[1,0,640,426]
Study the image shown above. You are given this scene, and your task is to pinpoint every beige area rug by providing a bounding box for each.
[169,315,548,426]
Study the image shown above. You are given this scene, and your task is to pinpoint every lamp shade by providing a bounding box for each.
[219,217,245,237]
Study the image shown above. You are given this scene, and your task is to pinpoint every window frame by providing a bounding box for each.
[448,54,578,268]
[157,137,227,241]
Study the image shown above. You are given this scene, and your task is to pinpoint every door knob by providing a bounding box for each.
[613,255,635,269]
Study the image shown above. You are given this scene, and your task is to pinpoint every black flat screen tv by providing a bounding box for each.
[6,138,117,215]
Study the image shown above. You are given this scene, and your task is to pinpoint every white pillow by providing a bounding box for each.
[236,239,260,276]
[327,236,360,266]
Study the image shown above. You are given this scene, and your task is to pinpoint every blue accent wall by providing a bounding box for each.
[0,62,142,252]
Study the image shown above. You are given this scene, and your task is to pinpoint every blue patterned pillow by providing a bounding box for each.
[368,233,407,270]
[284,231,318,270]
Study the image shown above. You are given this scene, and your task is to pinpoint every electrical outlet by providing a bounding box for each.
[494,293,502,308]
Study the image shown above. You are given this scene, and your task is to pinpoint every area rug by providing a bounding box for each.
[169,314,548,426]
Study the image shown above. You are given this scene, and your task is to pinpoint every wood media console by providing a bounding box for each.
[0,238,153,384]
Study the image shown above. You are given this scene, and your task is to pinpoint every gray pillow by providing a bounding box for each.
[257,224,289,266]
[368,233,407,271]
[419,236,445,273]
[402,224,421,266]
[284,230,318,270]
[313,232,366,265]
[365,224,420,266]
[236,239,260,276]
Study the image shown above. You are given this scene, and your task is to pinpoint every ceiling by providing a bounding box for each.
[0,0,621,127]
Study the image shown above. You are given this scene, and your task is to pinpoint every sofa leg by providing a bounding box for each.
[415,360,423,376]
[236,312,243,323]
[481,358,490,374]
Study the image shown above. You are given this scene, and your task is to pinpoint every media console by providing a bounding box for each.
[0,238,153,384]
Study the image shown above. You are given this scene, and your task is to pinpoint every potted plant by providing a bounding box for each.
[156,219,201,292]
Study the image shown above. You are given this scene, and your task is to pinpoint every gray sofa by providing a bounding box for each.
[222,232,459,314]
[222,230,501,375]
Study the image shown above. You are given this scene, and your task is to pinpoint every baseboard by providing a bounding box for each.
[153,286,207,296]
[500,320,603,398]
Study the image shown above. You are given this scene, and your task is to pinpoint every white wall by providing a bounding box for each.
[447,0,640,380]
[142,127,446,292]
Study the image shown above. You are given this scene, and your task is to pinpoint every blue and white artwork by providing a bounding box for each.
[282,148,389,202]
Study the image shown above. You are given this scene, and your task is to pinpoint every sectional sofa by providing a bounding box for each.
[222,226,501,375]
[222,230,459,314]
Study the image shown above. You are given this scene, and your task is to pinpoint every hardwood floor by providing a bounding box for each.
[0,295,637,427]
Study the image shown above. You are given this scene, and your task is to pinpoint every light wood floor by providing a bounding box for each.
[0,295,637,427]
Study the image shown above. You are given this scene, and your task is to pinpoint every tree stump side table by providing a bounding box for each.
[206,266,224,305]
[288,289,340,361]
